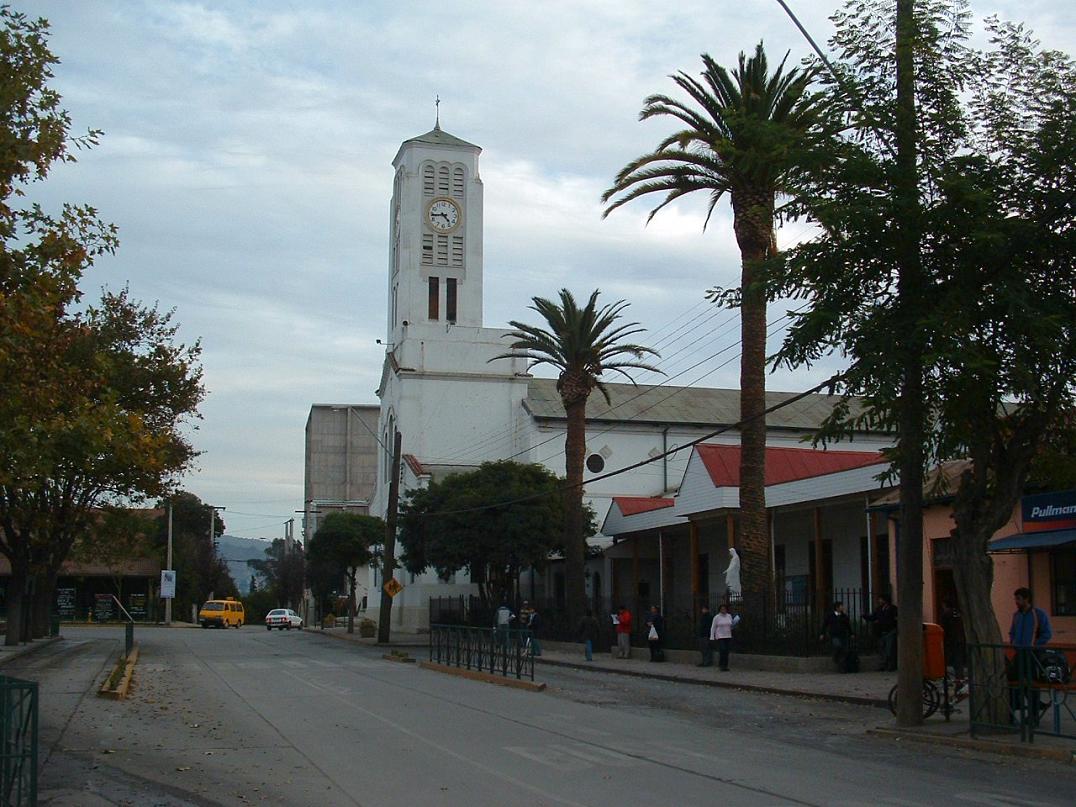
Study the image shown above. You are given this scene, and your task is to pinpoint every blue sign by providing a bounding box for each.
[1022,489,1076,532]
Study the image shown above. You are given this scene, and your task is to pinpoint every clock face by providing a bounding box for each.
[427,198,461,232]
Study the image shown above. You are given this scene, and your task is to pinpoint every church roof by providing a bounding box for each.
[523,378,881,433]
[403,125,479,150]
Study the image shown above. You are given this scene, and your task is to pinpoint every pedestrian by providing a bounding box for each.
[614,604,632,659]
[577,609,600,661]
[646,605,665,662]
[938,596,966,680]
[1009,587,1052,718]
[495,600,514,649]
[820,601,852,672]
[525,603,542,657]
[864,594,898,671]
[710,603,741,671]
[696,604,713,667]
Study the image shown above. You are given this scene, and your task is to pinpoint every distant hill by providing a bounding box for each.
[217,534,275,594]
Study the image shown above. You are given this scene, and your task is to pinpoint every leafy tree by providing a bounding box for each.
[602,44,825,597]
[69,507,157,602]
[769,0,1076,723]
[492,293,657,622]
[307,512,381,634]
[0,9,204,643]
[398,461,597,608]
[246,537,304,611]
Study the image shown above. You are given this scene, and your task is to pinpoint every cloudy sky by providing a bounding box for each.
[31,1,1075,540]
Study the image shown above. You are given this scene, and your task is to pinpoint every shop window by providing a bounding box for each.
[1052,547,1076,616]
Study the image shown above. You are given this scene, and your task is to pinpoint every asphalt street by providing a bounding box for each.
[4,625,1074,806]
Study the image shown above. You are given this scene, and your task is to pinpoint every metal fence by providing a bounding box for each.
[428,624,535,681]
[430,587,878,658]
[0,675,38,806]
[967,642,1076,744]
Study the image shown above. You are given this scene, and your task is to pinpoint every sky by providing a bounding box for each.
[30,1,1076,541]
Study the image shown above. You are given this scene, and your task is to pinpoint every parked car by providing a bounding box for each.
[265,608,303,630]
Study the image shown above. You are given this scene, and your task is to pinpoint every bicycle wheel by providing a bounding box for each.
[888,680,940,718]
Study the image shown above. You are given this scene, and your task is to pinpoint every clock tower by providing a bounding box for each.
[387,122,485,341]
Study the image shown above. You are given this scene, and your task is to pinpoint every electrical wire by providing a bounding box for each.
[408,371,842,520]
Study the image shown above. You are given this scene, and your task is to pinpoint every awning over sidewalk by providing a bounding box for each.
[987,528,1076,553]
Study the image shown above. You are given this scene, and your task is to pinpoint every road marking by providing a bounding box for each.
[953,794,1060,807]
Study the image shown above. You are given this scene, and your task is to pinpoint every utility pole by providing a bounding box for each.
[165,500,173,625]
[893,0,926,728]
[377,430,403,644]
[206,504,225,601]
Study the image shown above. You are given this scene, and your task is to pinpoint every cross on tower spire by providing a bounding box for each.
[435,95,441,130]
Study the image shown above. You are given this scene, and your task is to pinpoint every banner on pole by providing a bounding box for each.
[160,570,177,599]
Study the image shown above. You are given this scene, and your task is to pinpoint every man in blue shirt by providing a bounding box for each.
[1008,587,1052,725]
[1009,587,1052,647]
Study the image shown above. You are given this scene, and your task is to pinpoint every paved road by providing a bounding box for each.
[5,626,1074,806]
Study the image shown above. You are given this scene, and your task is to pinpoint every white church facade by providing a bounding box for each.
[360,124,894,633]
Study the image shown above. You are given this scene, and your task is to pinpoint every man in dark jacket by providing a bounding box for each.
[821,601,852,671]
[865,594,898,671]
[696,604,713,667]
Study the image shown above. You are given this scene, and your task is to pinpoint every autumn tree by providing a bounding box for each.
[307,512,381,634]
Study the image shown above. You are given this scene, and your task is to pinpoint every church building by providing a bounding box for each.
[362,124,894,632]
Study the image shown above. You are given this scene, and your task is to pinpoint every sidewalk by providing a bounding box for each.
[0,635,62,667]
[535,645,894,708]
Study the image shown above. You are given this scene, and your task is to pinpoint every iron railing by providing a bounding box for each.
[967,642,1075,744]
[112,595,134,658]
[429,624,535,681]
[0,675,38,806]
[430,587,879,658]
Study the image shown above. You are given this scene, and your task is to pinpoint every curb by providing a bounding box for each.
[535,657,889,709]
[313,630,427,649]
[0,635,63,666]
[99,644,140,700]
[868,726,1075,764]
[419,661,547,692]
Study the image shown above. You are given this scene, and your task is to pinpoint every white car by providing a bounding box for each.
[265,608,303,630]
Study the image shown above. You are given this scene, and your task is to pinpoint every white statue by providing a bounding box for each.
[724,547,742,596]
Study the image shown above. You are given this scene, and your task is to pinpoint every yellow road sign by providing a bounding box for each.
[383,577,404,598]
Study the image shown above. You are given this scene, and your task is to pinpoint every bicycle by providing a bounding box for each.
[888,669,968,719]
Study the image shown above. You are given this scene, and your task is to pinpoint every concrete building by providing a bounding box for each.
[303,404,380,534]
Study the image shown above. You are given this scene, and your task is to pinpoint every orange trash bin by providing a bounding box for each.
[923,622,946,680]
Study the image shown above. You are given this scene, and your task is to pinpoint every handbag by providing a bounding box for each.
[648,625,659,641]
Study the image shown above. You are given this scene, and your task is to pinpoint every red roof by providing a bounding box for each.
[613,496,675,516]
[695,444,885,488]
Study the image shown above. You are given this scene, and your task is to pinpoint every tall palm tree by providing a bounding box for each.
[493,289,659,622]
[602,44,823,598]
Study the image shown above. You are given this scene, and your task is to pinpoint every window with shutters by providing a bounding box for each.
[450,235,463,267]
[437,165,450,195]
[422,163,435,196]
[452,166,465,197]
[436,235,449,266]
[421,233,433,266]
[428,277,439,320]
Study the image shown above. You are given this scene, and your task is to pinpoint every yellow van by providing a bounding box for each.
[198,597,245,628]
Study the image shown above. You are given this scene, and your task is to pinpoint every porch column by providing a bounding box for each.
[689,521,700,614]
[814,507,825,613]
[631,536,640,607]
[658,531,672,615]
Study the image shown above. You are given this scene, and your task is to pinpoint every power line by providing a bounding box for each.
[409,371,842,520]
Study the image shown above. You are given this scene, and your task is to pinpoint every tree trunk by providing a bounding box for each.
[31,569,59,639]
[563,396,588,627]
[347,568,356,634]
[730,190,774,598]
[4,569,26,647]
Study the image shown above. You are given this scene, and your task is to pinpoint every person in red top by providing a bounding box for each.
[615,605,633,659]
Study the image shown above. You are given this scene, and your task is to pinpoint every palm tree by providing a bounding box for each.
[602,44,823,598]
[493,289,659,622]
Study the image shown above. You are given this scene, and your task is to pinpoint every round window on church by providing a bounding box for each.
[586,454,605,473]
